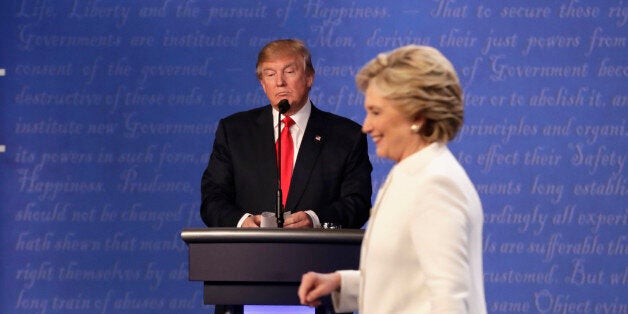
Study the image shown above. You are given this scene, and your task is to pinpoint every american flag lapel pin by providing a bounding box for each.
[315,135,322,142]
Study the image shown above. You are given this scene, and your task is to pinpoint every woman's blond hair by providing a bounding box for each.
[356,45,463,143]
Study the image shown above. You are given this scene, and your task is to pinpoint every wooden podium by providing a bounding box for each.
[181,228,363,305]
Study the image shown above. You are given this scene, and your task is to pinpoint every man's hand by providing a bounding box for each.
[283,211,313,228]
[241,215,261,228]
[298,271,341,307]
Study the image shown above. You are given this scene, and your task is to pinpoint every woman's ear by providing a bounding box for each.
[410,114,425,134]
[413,114,425,125]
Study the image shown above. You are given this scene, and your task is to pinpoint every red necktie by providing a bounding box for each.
[277,116,295,206]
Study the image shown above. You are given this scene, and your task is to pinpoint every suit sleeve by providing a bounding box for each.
[332,270,360,312]
[200,119,243,227]
[318,130,372,229]
[410,174,473,313]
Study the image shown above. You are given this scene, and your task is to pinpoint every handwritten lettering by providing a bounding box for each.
[205,3,268,24]
[304,0,389,23]
[484,204,548,235]
[576,208,628,233]
[17,165,105,200]
[457,117,538,144]
[123,112,216,139]
[162,29,243,47]
[489,55,589,81]
[68,0,130,28]
[2,1,626,311]
[573,120,627,144]
[18,24,122,51]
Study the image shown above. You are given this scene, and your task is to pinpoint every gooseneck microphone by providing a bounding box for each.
[278,99,290,114]
[276,99,290,228]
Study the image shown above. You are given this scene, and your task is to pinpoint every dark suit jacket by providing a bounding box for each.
[200,104,372,228]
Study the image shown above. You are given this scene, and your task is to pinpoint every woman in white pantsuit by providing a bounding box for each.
[298,45,487,314]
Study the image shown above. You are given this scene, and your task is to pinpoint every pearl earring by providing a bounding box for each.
[410,124,420,133]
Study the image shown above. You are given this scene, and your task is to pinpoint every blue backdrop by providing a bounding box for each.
[1,1,626,313]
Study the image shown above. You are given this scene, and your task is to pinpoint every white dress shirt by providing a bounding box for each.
[237,100,321,227]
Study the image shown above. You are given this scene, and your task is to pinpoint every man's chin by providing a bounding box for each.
[277,97,291,104]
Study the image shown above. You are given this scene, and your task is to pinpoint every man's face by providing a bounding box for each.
[259,53,314,115]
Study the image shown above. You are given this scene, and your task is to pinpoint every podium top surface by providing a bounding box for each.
[181,228,364,244]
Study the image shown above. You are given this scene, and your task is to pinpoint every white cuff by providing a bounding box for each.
[305,210,321,228]
[331,270,360,313]
[236,213,252,227]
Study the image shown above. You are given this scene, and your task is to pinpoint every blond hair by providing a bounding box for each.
[256,39,315,79]
[356,45,463,143]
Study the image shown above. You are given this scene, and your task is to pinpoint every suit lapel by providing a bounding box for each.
[255,106,279,189]
[286,105,325,209]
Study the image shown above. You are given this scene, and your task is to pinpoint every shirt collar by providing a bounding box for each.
[273,99,311,131]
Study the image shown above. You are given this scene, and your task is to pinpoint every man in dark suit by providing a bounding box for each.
[200,39,371,314]
[201,39,372,230]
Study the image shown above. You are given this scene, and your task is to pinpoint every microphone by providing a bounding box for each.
[278,99,290,114]
[276,99,290,228]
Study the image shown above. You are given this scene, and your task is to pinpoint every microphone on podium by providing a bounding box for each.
[278,99,290,114]
[276,99,290,228]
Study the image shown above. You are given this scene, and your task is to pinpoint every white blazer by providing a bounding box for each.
[333,142,487,313]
